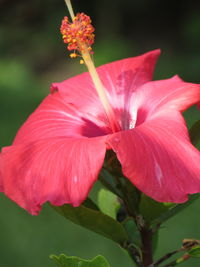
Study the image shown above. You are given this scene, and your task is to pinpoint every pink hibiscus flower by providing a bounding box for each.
[1,49,200,215]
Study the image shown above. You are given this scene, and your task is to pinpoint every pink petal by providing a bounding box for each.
[2,136,107,215]
[108,111,200,203]
[13,90,110,145]
[14,50,160,146]
[52,50,160,130]
[97,49,160,96]
[131,76,200,127]
[0,154,3,192]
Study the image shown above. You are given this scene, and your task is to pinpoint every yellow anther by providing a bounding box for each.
[70,53,77,58]
[80,59,84,64]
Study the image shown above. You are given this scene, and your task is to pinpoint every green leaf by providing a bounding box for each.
[139,194,200,228]
[139,194,171,223]
[122,178,141,215]
[189,120,200,146]
[100,170,141,216]
[151,194,200,227]
[122,217,141,246]
[99,169,122,198]
[51,204,128,245]
[188,246,200,258]
[50,254,110,267]
[152,231,159,254]
[83,198,99,211]
[98,189,120,219]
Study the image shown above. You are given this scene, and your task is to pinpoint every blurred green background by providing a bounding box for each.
[0,0,200,266]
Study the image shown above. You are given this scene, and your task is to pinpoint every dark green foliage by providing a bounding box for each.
[51,203,128,245]
[50,254,110,267]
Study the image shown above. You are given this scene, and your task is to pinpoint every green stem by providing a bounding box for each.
[152,249,181,266]
[162,253,190,267]
[152,239,199,266]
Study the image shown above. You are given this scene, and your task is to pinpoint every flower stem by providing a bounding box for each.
[140,227,154,266]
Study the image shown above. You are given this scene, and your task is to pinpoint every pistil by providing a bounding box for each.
[64,0,75,20]
[62,0,120,132]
